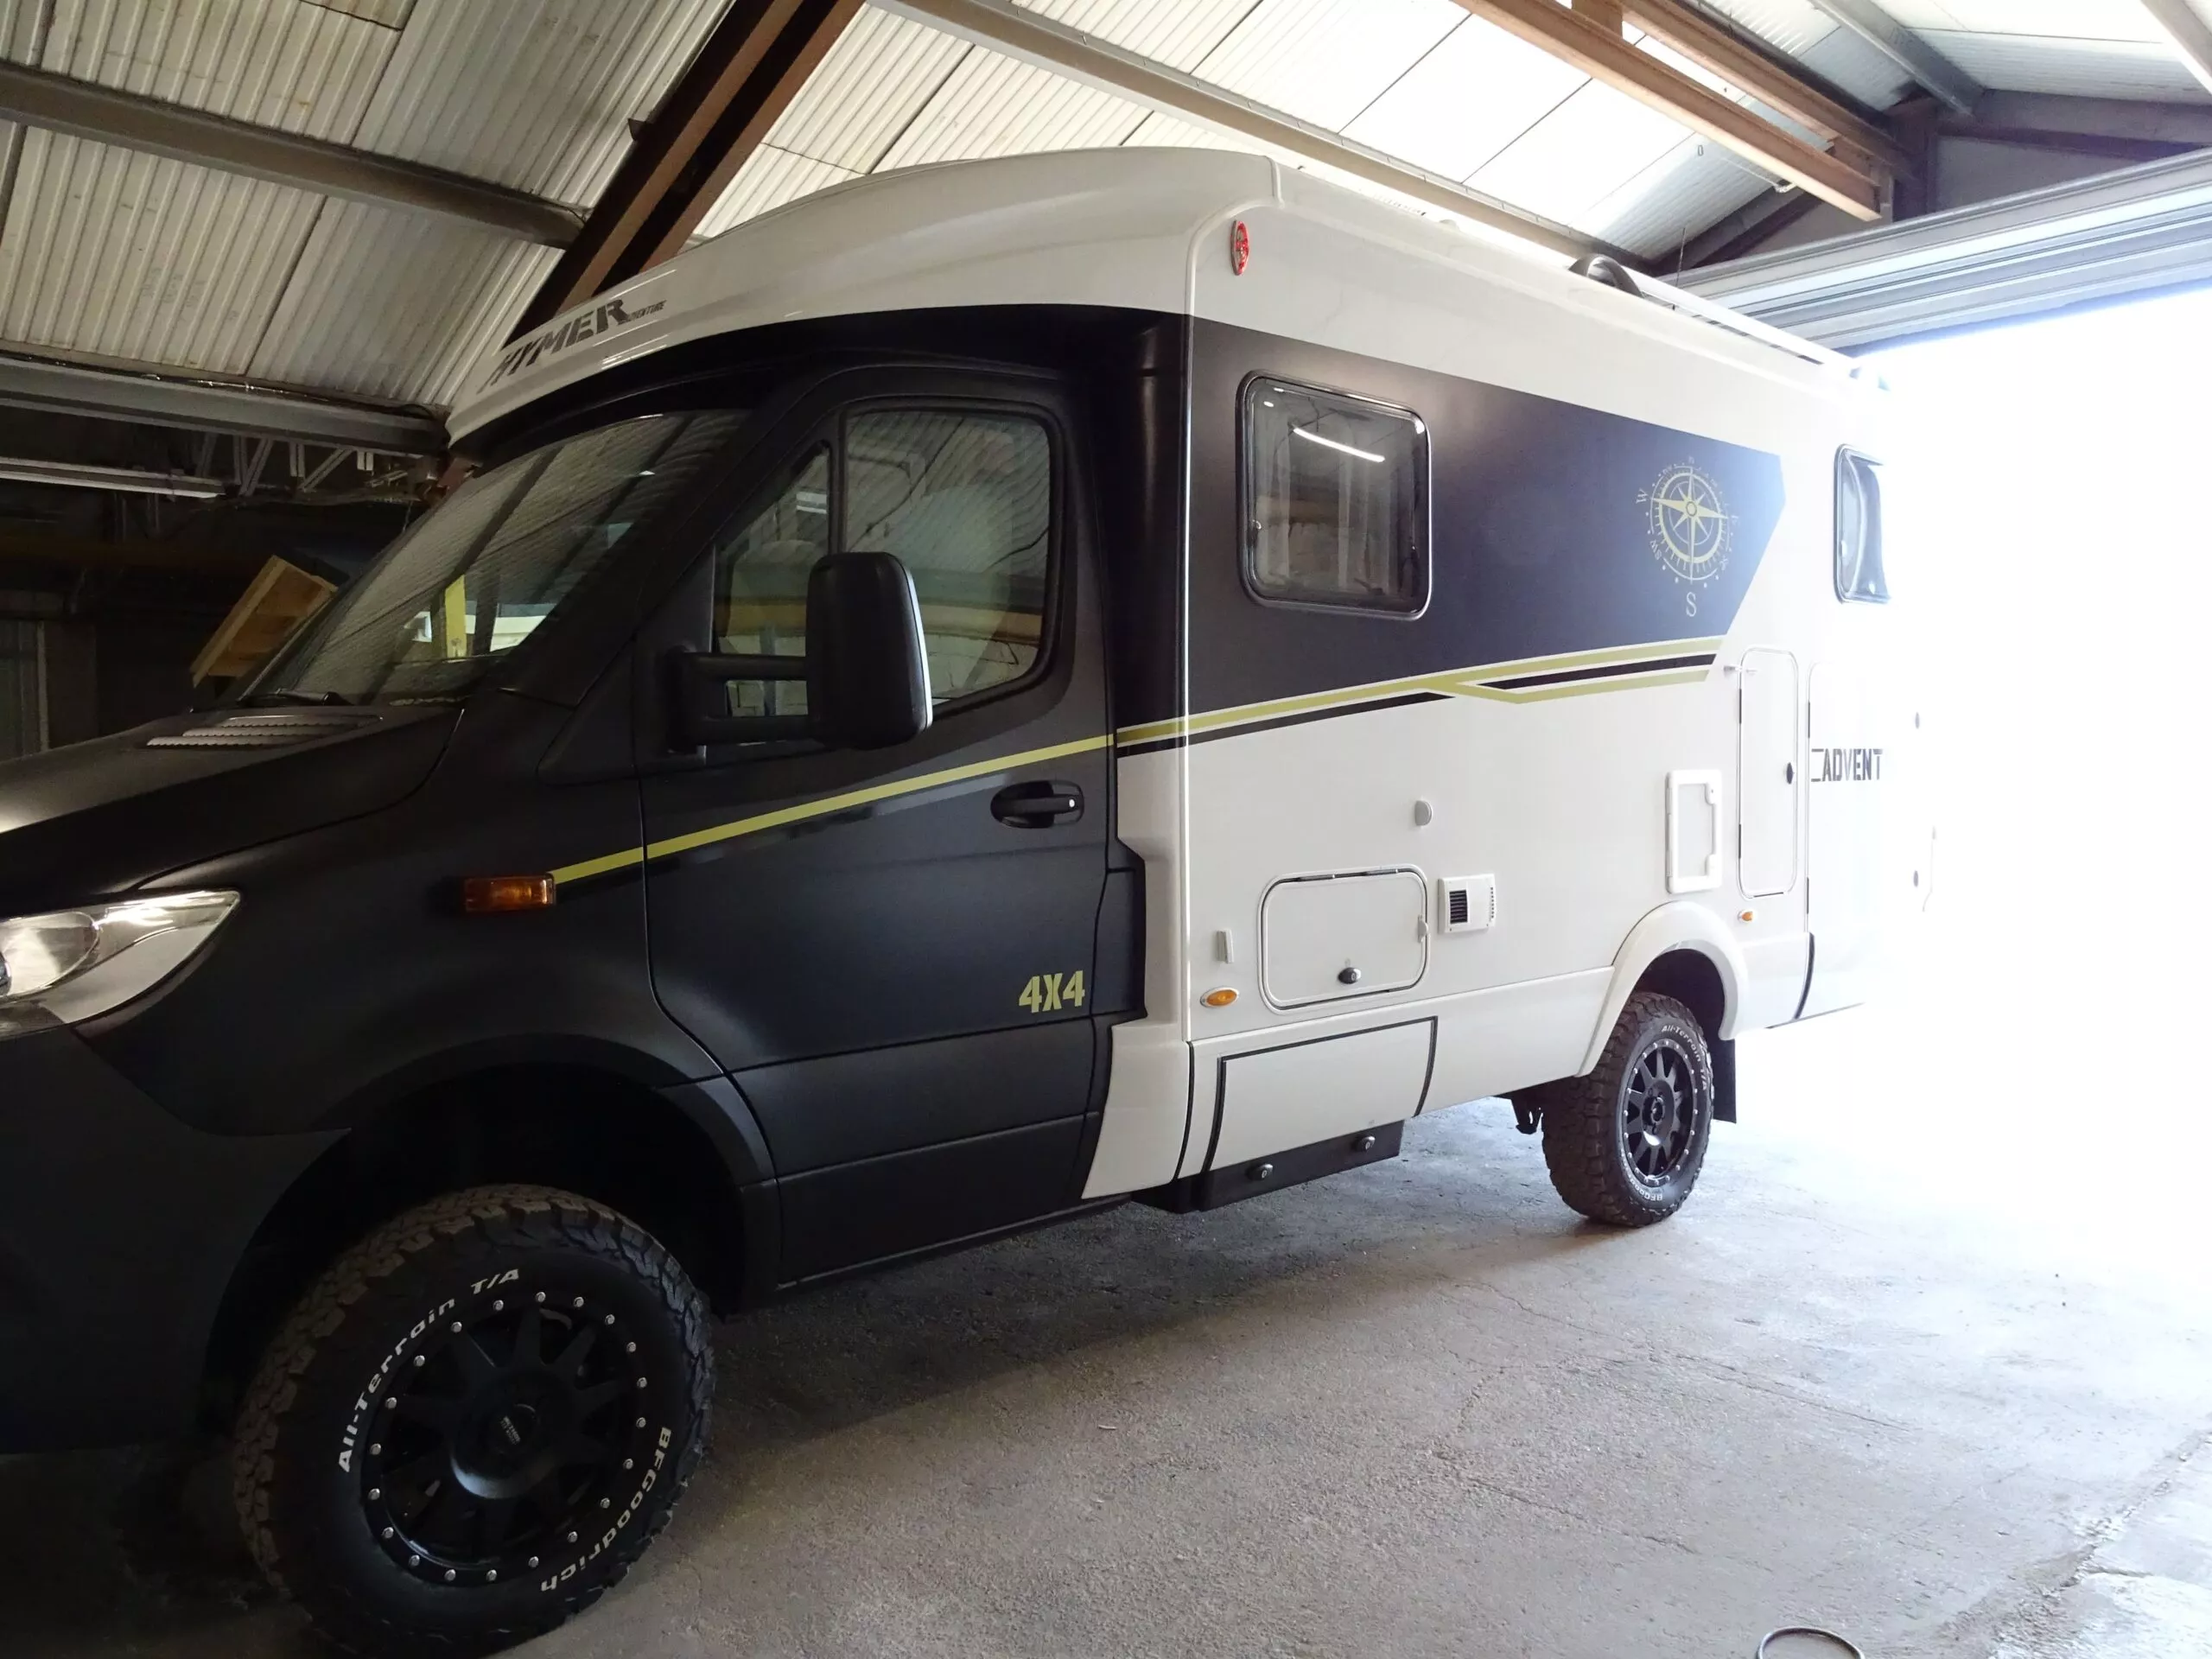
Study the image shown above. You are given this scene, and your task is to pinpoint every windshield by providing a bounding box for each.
[252,410,745,704]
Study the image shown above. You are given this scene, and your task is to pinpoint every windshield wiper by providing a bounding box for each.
[239,688,355,708]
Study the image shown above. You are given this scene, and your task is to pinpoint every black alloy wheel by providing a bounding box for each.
[1535,991,1715,1225]
[1621,1033,1700,1186]
[234,1186,713,1657]
[364,1287,654,1587]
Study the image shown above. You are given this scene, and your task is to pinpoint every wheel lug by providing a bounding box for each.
[369,1443,382,1456]
[413,1355,426,1367]
[635,1416,645,1428]
[567,1530,579,1543]
[573,1297,584,1308]
[600,1497,611,1509]
[444,1569,457,1582]
[486,1570,497,1582]
[368,1487,380,1501]
[381,1527,394,1540]
[535,1292,547,1304]
[528,1555,539,1568]
[450,1320,463,1332]
[636,1377,646,1389]
[493,1299,504,1312]
[623,1459,633,1471]
[408,1554,420,1567]
[385,1396,397,1409]
[603,1313,614,1325]
[625,1341,636,1354]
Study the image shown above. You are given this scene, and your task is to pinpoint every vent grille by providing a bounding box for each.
[147,710,381,750]
[1438,874,1497,935]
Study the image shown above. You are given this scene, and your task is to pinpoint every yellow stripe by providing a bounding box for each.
[548,734,1111,887]
[1114,638,1725,745]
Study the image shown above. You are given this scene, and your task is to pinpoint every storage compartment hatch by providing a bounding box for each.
[1261,868,1428,1007]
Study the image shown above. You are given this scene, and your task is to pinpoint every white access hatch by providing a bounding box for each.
[1260,868,1428,1008]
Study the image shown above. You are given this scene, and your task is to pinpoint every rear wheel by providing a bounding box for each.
[1537,992,1713,1226]
[232,1185,713,1656]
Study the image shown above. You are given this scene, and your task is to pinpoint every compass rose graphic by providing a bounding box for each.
[1638,461,1732,585]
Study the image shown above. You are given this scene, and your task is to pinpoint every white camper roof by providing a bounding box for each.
[448,148,1844,442]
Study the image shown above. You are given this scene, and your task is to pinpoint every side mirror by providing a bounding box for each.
[667,551,931,752]
[805,551,932,750]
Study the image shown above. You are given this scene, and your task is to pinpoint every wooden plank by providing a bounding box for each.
[1619,0,1911,173]
[1452,0,1888,220]
[190,556,337,683]
[513,0,862,337]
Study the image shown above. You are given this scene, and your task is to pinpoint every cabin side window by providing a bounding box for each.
[1834,448,1888,603]
[1242,378,1428,616]
[711,407,1054,723]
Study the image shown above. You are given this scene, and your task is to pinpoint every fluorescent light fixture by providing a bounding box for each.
[1292,425,1384,463]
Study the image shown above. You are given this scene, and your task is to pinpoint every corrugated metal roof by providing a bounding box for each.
[1340,15,1589,184]
[1923,30,2210,101]
[1187,0,1465,133]
[1590,137,1778,261]
[755,6,969,174]
[249,199,557,404]
[875,45,1152,168]
[0,0,2199,415]
[696,143,861,238]
[1020,0,1260,73]
[347,0,729,206]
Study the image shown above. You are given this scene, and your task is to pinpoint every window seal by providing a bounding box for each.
[1238,372,1432,622]
[1834,446,1889,606]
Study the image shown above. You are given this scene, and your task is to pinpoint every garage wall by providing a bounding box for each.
[0,618,41,759]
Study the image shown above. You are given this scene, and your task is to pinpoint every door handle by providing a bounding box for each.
[1785,762,1796,784]
[992,779,1083,828]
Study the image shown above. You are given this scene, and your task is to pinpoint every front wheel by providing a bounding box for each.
[1536,991,1714,1226]
[232,1185,714,1656]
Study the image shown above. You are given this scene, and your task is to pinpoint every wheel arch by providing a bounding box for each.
[1581,902,1746,1069]
[200,1053,774,1427]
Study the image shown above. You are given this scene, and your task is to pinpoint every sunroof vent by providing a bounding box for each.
[147,710,381,750]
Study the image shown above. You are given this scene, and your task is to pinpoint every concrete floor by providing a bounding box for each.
[5,895,2209,1658]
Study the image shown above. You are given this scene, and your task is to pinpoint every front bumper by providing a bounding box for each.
[0,1027,331,1451]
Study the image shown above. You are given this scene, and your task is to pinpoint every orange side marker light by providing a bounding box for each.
[1202,988,1238,1008]
[463,874,556,914]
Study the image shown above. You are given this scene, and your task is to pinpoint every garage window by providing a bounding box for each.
[1835,449,1888,603]
[1243,378,1427,615]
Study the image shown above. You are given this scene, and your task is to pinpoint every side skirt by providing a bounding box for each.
[1136,1120,1404,1214]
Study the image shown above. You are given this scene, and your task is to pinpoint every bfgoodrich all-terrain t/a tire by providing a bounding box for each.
[1535,991,1715,1227]
[232,1185,714,1657]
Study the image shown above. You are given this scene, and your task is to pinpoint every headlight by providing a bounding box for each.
[0,890,238,1038]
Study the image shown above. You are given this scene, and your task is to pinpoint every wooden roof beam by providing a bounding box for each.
[513,0,861,338]
[1451,0,1891,220]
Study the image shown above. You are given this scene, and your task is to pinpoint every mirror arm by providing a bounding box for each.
[665,647,810,749]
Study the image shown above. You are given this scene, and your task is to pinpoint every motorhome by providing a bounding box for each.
[0,148,1922,1655]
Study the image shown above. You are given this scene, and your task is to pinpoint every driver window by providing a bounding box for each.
[707,409,1054,730]
[712,446,830,720]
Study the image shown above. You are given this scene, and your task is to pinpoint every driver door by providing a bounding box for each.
[639,378,1110,1281]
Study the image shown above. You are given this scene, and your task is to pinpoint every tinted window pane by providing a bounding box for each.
[846,410,1051,702]
[1836,450,1889,603]
[712,447,830,720]
[1244,380,1427,613]
[263,411,744,703]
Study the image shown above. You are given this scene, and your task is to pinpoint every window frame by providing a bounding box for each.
[1237,372,1432,621]
[1834,446,1889,605]
[706,394,1066,732]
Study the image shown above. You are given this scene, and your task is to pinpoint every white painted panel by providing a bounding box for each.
[1262,869,1428,1007]
[1210,1019,1433,1167]
[1738,647,1800,898]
